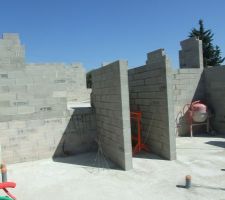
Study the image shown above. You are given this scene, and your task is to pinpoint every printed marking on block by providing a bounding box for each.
[40,107,52,111]
[0,74,8,78]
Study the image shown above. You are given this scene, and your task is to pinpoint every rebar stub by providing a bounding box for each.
[185,175,192,189]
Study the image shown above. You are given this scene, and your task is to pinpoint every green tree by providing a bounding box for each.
[86,70,93,88]
[189,19,225,67]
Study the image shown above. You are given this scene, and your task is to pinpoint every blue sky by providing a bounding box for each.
[0,0,224,70]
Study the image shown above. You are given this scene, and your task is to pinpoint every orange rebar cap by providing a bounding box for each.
[186,175,191,180]
[1,163,7,173]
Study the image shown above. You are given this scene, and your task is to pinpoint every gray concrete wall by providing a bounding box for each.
[25,63,91,102]
[0,33,94,164]
[174,37,205,136]
[0,108,96,164]
[91,60,132,170]
[0,34,90,112]
[0,33,25,70]
[179,37,203,69]
[0,64,90,122]
[128,49,176,160]
[204,66,225,134]
[173,68,205,136]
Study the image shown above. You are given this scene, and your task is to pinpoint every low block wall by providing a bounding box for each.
[0,108,96,164]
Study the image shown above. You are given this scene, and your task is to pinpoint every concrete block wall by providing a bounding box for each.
[0,108,96,164]
[26,63,90,102]
[128,49,176,160]
[0,33,94,164]
[204,66,225,134]
[173,37,205,136]
[173,37,225,136]
[1,31,224,167]
[0,34,90,120]
[0,33,25,70]
[179,37,203,69]
[91,60,132,170]
[54,108,97,157]
[0,65,90,123]
[173,68,205,136]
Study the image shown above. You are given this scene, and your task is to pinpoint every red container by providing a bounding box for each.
[190,101,207,122]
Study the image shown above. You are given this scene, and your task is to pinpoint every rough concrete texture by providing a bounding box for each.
[1,31,225,176]
[25,63,91,102]
[0,107,96,164]
[0,33,94,163]
[179,37,203,69]
[204,66,225,134]
[173,38,225,138]
[0,33,25,70]
[53,107,97,158]
[0,62,90,122]
[0,33,90,120]
[173,37,207,136]
[92,60,132,170]
[173,68,205,136]
[5,136,225,200]
[129,49,176,160]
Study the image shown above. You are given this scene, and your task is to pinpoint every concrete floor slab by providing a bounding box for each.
[3,136,225,200]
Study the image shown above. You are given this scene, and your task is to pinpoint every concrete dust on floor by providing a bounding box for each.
[3,137,225,200]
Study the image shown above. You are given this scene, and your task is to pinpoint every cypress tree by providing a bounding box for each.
[189,19,225,67]
[86,70,93,88]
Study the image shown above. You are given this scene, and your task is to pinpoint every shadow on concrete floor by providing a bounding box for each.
[53,152,119,170]
[133,151,163,160]
[205,141,225,148]
[177,184,225,191]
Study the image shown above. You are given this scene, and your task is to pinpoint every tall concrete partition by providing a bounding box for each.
[91,60,132,170]
[204,66,225,134]
[128,49,176,160]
